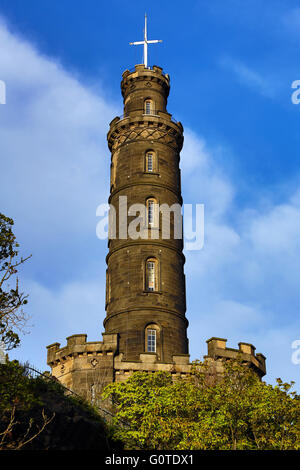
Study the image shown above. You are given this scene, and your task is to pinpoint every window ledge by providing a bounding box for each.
[142,113,158,117]
[142,290,162,295]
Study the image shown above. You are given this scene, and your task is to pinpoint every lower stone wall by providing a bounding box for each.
[114,352,191,382]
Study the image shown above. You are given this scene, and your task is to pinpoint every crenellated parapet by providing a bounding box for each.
[46,333,266,402]
[47,333,118,363]
[47,333,119,398]
[204,337,266,378]
[110,337,267,383]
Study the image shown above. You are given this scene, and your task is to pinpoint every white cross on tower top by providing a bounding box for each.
[129,14,162,68]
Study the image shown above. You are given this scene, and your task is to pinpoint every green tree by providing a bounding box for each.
[0,213,31,350]
[0,361,123,450]
[0,361,54,450]
[102,359,300,450]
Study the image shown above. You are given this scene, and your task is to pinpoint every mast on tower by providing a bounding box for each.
[129,14,162,68]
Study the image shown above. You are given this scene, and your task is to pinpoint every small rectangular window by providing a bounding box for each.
[147,329,156,352]
[145,101,151,114]
[147,153,153,172]
[148,201,154,226]
[147,261,155,291]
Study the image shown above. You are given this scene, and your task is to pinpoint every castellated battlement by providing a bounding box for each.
[114,338,266,382]
[46,334,266,399]
[46,333,118,364]
[121,64,170,98]
[46,333,118,396]
[46,332,193,399]
[122,64,169,78]
[204,337,266,378]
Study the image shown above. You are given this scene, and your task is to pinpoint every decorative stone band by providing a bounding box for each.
[108,181,183,205]
[105,239,186,265]
[107,115,183,152]
[103,306,189,328]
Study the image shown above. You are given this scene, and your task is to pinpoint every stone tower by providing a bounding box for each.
[46,64,266,401]
[105,64,188,363]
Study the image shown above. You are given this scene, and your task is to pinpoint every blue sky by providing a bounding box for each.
[1,0,300,389]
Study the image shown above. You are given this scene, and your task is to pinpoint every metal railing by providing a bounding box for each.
[20,362,118,422]
[126,65,166,74]
[116,109,178,124]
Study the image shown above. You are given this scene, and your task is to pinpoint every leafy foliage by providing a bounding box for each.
[0,360,123,450]
[0,361,54,449]
[102,359,300,450]
[0,213,31,350]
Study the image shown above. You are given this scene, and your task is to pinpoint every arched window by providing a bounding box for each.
[146,198,158,227]
[146,257,158,291]
[144,99,154,115]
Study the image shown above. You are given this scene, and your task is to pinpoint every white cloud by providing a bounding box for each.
[219,56,279,98]
[12,277,105,370]
[0,17,115,368]
[248,197,300,256]
[0,17,118,255]
[181,129,234,219]
[282,8,300,35]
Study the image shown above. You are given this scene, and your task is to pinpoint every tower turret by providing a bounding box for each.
[105,64,189,363]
